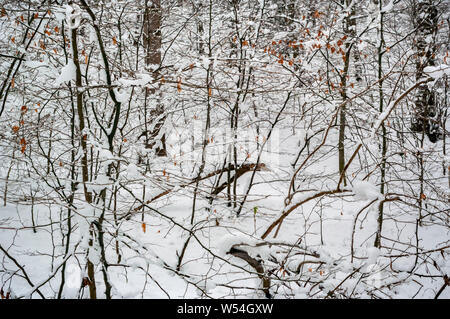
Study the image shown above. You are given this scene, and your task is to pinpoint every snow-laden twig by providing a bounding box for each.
[0,243,45,299]
[370,77,433,139]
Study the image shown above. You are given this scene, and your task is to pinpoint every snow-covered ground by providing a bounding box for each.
[1,126,448,299]
[0,0,449,300]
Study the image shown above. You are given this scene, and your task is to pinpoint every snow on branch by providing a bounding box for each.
[370,77,433,139]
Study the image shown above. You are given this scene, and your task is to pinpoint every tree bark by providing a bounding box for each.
[143,0,166,156]
[411,0,440,142]
[338,0,356,186]
[71,24,96,300]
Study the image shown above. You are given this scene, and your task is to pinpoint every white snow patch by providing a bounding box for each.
[55,60,76,85]
[381,0,394,13]
[217,234,257,257]
[366,247,380,265]
[352,180,382,201]
[65,4,82,29]
[424,64,450,80]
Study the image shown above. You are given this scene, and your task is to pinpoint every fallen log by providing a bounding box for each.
[124,163,267,219]
[227,245,271,299]
[210,163,267,197]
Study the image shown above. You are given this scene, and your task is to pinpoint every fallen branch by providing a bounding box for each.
[264,143,362,239]
[125,163,267,219]
[210,163,267,197]
[227,245,271,299]
[434,275,450,299]
[0,244,45,299]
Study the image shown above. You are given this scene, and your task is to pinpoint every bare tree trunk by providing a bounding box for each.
[411,0,440,142]
[3,151,15,206]
[374,0,386,248]
[143,0,166,156]
[338,0,356,186]
[71,24,96,299]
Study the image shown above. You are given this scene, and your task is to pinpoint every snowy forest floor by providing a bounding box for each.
[1,128,448,299]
